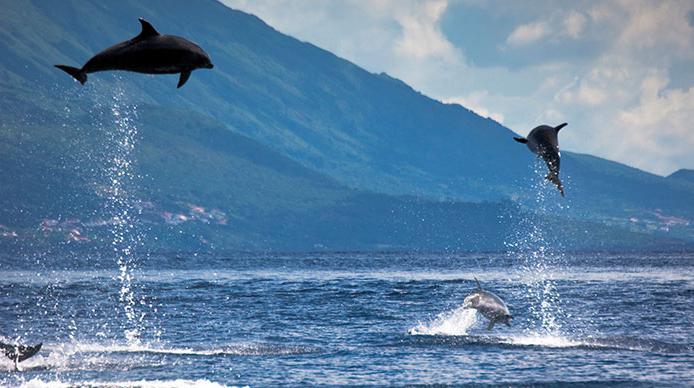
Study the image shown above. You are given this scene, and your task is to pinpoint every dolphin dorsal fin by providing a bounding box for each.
[135,18,160,40]
[474,277,482,290]
[555,123,568,132]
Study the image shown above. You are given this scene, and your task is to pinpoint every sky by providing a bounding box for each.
[221,0,694,176]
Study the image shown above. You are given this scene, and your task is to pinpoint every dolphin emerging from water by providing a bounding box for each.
[55,18,213,88]
[513,123,567,196]
[0,341,42,371]
[463,278,512,331]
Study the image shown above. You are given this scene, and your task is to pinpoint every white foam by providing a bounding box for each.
[17,378,238,388]
[504,334,581,348]
[408,306,477,336]
[56,341,313,356]
[0,341,316,372]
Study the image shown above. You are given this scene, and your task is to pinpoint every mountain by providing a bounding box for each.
[668,169,694,184]
[0,0,692,251]
[4,96,673,253]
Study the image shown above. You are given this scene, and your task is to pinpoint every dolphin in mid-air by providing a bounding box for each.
[513,123,567,196]
[55,18,213,88]
[0,341,42,371]
[463,278,512,331]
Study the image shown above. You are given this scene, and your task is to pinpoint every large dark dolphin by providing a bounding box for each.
[513,123,567,196]
[0,341,42,371]
[55,18,213,88]
[463,278,512,330]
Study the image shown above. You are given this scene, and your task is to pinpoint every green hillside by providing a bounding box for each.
[0,0,692,251]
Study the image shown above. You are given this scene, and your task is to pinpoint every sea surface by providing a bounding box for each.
[0,252,692,387]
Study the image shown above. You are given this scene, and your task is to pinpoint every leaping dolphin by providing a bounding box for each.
[55,18,213,88]
[463,278,512,330]
[0,341,42,371]
[513,123,567,196]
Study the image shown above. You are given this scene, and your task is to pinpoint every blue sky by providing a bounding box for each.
[221,0,694,176]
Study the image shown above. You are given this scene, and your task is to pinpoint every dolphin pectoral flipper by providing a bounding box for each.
[513,137,528,144]
[54,65,87,85]
[177,70,192,88]
[546,172,565,196]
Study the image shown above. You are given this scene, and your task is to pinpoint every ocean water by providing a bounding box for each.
[0,252,692,387]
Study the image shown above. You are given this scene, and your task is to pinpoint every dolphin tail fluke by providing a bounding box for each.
[546,173,565,196]
[55,65,87,85]
[1,342,42,364]
[19,343,41,362]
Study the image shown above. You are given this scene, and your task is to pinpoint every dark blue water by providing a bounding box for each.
[0,252,692,387]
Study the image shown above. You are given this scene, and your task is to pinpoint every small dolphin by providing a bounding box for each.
[55,18,213,88]
[463,278,512,330]
[0,341,42,371]
[513,123,567,196]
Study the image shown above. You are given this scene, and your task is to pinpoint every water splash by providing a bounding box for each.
[506,159,566,336]
[91,85,145,345]
[408,305,477,336]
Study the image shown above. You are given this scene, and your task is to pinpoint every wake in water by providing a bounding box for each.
[17,378,231,388]
[0,339,318,378]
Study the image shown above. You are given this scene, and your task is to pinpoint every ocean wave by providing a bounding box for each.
[17,378,239,388]
[64,342,318,356]
[4,266,692,287]
[405,332,692,354]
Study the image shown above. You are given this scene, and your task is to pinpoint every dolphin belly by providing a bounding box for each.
[515,123,566,196]
[84,48,193,75]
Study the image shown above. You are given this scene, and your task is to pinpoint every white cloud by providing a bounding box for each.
[575,84,607,106]
[612,75,694,174]
[506,9,590,46]
[558,79,608,107]
[392,0,458,61]
[221,0,460,69]
[617,0,694,55]
[564,11,587,38]
[506,22,549,46]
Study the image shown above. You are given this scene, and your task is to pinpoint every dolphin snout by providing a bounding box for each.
[206,63,214,69]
